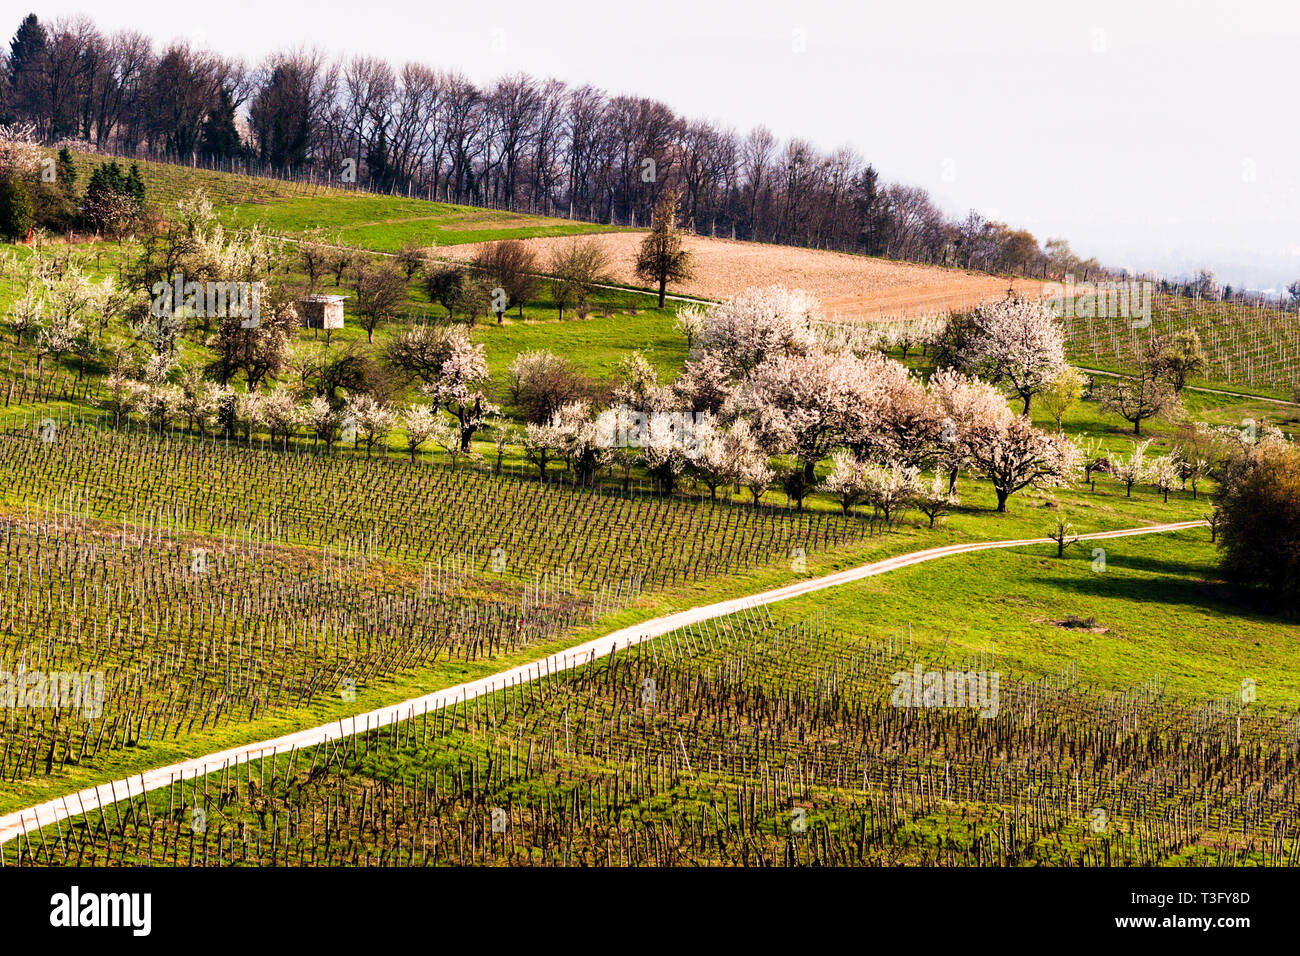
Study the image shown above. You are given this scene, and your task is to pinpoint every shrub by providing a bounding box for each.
[1215,439,1300,608]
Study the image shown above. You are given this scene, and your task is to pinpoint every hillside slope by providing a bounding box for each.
[443,231,1052,319]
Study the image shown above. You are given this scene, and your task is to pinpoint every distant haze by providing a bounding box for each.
[29,0,1300,290]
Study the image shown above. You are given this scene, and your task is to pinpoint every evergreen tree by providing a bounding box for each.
[200,86,245,161]
[86,159,126,199]
[7,14,45,123]
[125,163,146,207]
[55,147,76,197]
[634,189,694,308]
[82,160,144,233]
[0,174,33,241]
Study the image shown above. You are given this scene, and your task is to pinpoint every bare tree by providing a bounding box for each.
[472,239,539,318]
[635,188,693,308]
[1101,341,1182,434]
[2,11,1082,279]
[549,239,609,319]
[352,258,406,343]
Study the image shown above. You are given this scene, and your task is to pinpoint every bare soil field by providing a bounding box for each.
[437,232,1052,320]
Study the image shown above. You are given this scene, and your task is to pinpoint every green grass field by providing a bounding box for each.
[61,150,620,250]
[1,156,1296,869]
[10,570,1296,867]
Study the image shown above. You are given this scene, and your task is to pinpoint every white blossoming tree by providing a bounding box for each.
[416,326,497,451]
[964,411,1081,512]
[344,393,397,457]
[853,355,946,469]
[860,461,923,526]
[523,417,567,479]
[963,298,1065,414]
[550,400,610,482]
[694,285,819,377]
[674,305,707,353]
[739,452,775,506]
[235,390,265,443]
[177,367,229,438]
[0,123,44,178]
[101,372,148,428]
[304,395,342,452]
[140,383,182,435]
[929,367,1011,493]
[430,412,468,468]
[1148,454,1179,502]
[259,385,300,448]
[639,411,693,493]
[612,350,672,412]
[1112,439,1152,497]
[6,283,43,346]
[821,449,869,515]
[672,351,732,414]
[401,404,440,462]
[914,471,961,528]
[684,414,737,499]
[726,346,876,481]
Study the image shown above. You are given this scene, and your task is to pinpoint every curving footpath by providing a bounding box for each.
[0,519,1206,847]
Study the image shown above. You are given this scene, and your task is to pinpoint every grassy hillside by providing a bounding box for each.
[40,151,1300,406]
[1062,293,1300,401]
[60,149,620,249]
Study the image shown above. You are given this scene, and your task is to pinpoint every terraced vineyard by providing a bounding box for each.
[0,419,864,790]
[0,421,861,590]
[9,608,1298,867]
[0,514,588,787]
[1063,292,1300,398]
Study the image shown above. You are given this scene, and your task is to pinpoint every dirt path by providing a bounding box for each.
[0,519,1206,848]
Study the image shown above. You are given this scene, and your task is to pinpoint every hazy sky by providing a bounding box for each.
[20,0,1300,289]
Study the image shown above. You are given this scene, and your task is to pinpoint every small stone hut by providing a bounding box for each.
[298,294,345,330]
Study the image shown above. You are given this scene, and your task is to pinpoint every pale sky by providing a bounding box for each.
[16,0,1300,290]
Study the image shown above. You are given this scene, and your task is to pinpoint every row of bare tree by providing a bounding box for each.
[3,12,1106,277]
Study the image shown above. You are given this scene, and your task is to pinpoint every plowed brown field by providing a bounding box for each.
[437,232,1052,320]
